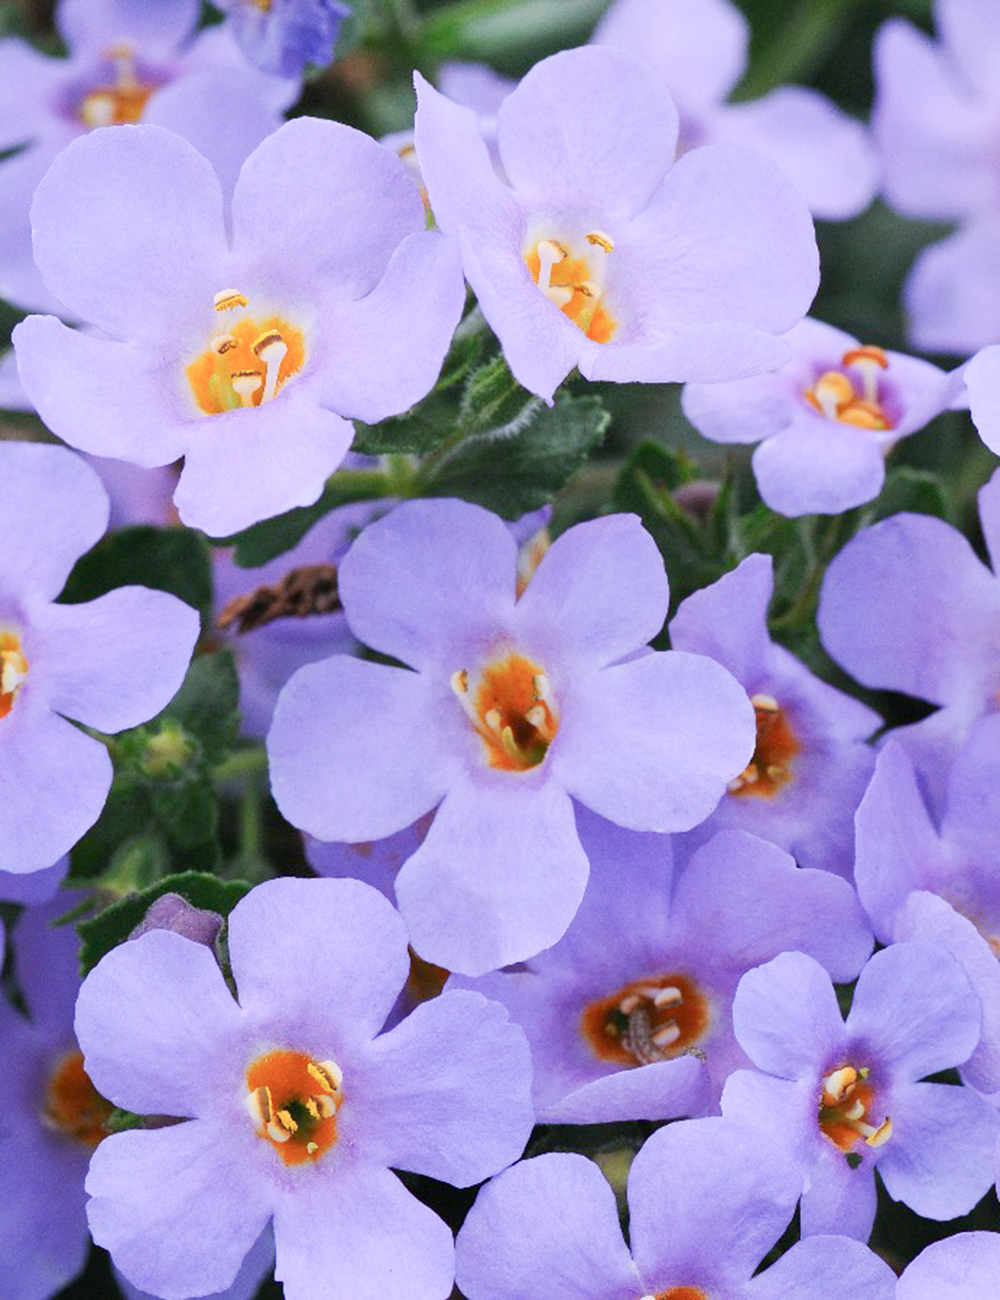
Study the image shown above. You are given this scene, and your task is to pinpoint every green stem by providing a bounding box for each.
[733,0,862,101]
[213,745,268,782]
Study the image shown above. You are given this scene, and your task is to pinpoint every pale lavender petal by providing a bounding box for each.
[897,1232,1000,1299]
[0,41,74,149]
[583,323,793,386]
[86,1124,273,1300]
[337,497,518,672]
[553,651,755,832]
[965,342,1000,455]
[58,0,200,56]
[0,139,74,315]
[513,514,669,670]
[938,0,1000,95]
[172,391,355,536]
[395,779,589,974]
[799,1141,878,1240]
[0,705,111,875]
[13,317,191,467]
[627,1117,800,1290]
[272,1165,454,1300]
[0,441,108,602]
[750,419,887,516]
[712,88,877,220]
[846,941,982,1079]
[75,930,245,1116]
[539,1054,710,1125]
[731,951,845,1079]
[906,218,1000,355]
[349,990,533,1184]
[29,124,227,343]
[593,0,748,111]
[268,657,459,843]
[748,1236,896,1299]
[225,878,410,1051]
[877,1081,998,1219]
[979,469,1000,571]
[497,47,678,220]
[31,589,197,731]
[232,117,425,301]
[455,1153,642,1300]
[311,231,465,422]
[669,551,775,679]
[720,1070,822,1175]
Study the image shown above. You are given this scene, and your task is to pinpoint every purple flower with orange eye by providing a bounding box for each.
[722,944,998,1240]
[0,441,199,875]
[413,45,819,402]
[682,317,954,516]
[13,118,465,537]
[75,876,534,1300]
[268,498,756,976]
[0,0,297,316]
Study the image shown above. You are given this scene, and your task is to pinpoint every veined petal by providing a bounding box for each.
[395,780,588,975]
[29,125,228,343]
[268,656,457,844]
[552,651,755,833]
[497,47,678,221]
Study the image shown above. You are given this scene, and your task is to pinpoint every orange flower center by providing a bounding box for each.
[451,651,559,772]
[40,1049,113,1151]
[78,44,155,128]
[727,694,799,799]
[245,1049,344,1166]
[186,290,306,415]
[525,230,616,344]
[0,630,28,720]
[582,973,710,1066]
[643,1290,708,1300]
[803,344,892,431]
[818,1063,891,1153]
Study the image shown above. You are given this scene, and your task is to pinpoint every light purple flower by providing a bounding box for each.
[268,498,756,975]
[214,0,349,78]
[594,0,878,220]
[450,813,872,1121]
[722,944,998,1240]
[14,118,465,536]
[669,551,880,874]
[413,45,819,401]
[455,1118,896,1299]
[75,876,535,1299]
[854,722,1000,1093]
[682,318,953,516]
[897,1232,1000,1299]
[818,467,1000,814]
[965,340,1000,454]
[873,0,1000,352]
[0,0,296,315]
[0,441,199,874]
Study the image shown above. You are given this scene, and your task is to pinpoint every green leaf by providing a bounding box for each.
[864,465,952,525]
[59,526,213,630]
[425,392,610,518]
[353,392,460,456]
[159,649,240,765]
[77,870,251,975]
[458,353,538,435]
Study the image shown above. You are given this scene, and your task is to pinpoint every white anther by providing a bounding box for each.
[651,1022,682,1049]
[255,335,288,403]
[524,705,547,729]
[532,673,554,706]
[750,693,780,712]
[619,994,642,1015]
[81,93,115,128]
[536,239,567,295]
[586,230,614,254]
[312,1093,337,1119]
[314,1059,344,1092]
[654,986,683,1009]
[1,654,27,696]
[211,334,237,355]
[266,1115,295,1143]
[865,1117,892,1148]
[484,707,503,735]
[231,372,263,407]
[245,1085,272,1135]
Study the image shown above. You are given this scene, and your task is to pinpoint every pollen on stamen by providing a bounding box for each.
[214,290,249,313]
[804,343,893,433]
[187,296,305,416]
[728,693,799,799]
[0,630,29,720]
[818,1061,890,1155]
[452,651,559,772]
[524,228,617,343]
[245,1049,344,1166]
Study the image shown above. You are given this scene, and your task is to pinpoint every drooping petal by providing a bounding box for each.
[348,990,533,1185]
[455,1153,642,1300]
[271,1164,454,1300]
[337,497,518,672]
[310,230,465,423]
[75,929,245,1117]
[172,389,355,536]
[394,778,589,975]
[552,650,755,832]
[268,656,459,843]
[86,1124,273,1300]
[539,1054,710,1125]
[29,124,228,344]
[0,704,111,875]
[30,589,197,732]
[0,441,109,603]
[496,47,679,222]
[225,878,410,1051]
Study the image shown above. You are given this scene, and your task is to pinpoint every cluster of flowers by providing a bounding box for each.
[3,0,1000,1295]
